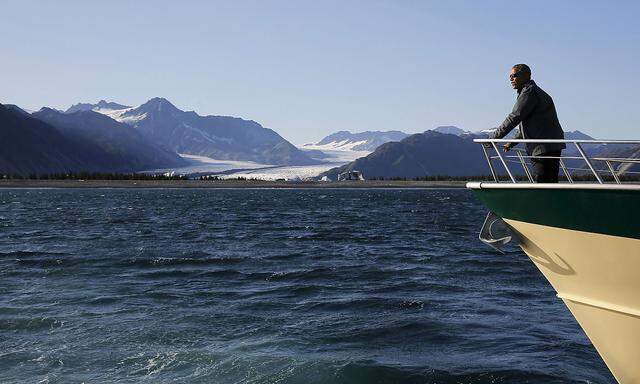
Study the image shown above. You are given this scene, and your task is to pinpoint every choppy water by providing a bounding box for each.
[0,189,613,383]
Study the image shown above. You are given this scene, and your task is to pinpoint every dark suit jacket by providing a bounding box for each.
[492,80,565,156]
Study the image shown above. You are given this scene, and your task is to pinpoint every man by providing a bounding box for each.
[492,64,565,183]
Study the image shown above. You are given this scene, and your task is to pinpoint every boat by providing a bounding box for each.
[337,170,365,181]
[468,138,640,384]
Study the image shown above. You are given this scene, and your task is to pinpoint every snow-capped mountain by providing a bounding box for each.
[0,102,184,176]
[70,98,318,166]
[432,126,470,135]
[66,100,132,114]
[303,130,409,152]
[33,107,186,171]
[306,128,472,153]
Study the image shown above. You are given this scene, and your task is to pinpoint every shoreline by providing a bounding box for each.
[0,179,470,189]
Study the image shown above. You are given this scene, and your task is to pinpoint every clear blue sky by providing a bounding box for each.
[2,0,639,144]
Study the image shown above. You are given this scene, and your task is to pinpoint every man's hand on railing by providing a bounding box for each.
[482,141,514,152]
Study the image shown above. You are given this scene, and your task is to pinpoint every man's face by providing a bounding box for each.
[509,67,529,90]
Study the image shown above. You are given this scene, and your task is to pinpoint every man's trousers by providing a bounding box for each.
[531,151,561,183]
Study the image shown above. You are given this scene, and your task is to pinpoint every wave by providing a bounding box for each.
[0,316,65,331]
[0,250,69,257]
[125,255,248,268]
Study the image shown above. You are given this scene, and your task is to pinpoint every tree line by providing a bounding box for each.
[0,172,189,180]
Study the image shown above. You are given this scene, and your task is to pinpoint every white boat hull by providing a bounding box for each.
[507,219,640,384]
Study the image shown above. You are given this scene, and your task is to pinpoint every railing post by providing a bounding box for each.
[481,145,499,183]
[491,142,516,183]
[575,143,603,184]
[516,150,533,183]
[605,160,621,184]
[474,139,640,185]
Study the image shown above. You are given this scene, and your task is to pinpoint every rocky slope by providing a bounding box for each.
[87,98,318,165]
[0,104,109,175]
[33,108,187,171]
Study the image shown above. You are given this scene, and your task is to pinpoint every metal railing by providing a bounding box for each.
[474,139,640,184]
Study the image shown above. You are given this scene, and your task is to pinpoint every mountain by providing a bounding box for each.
[318,128,637,180]
[85,97,317,165]
[0,104,115,176]
[4,104,31,117]
[433,126,469,136]
[320,131,490,179]
[65,100,131,114]
[564,130,594,140]
[559,130,601,161]
[305,130,409,152]
[33,108,187,171]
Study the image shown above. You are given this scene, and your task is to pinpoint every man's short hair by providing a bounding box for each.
[513,64,531,77]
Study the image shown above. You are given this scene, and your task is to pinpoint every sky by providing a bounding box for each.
[1,0,639,144]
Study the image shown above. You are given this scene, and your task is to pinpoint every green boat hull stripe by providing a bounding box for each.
[471,188,640,240]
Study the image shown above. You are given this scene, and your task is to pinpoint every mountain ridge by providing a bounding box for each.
[33,108,187,172]
[305,130,409,152]
[66,100,131,114]
[73,97,319,166]
[0,104,119,176]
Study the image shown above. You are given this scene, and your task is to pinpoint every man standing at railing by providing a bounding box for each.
[491,64,566,183]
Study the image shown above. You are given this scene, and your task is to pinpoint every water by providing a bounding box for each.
[0,189,613,383]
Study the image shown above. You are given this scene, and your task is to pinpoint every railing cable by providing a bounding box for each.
[490,143,516,183]
[575,143,603,184]
[605,161,621,184]
[559,158,573,183]
[481,145,499,183]
[475,138,640,183]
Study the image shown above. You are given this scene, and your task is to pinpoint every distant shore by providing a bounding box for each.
[0,179,469,189]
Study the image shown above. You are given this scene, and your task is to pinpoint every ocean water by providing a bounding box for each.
[0,189,614,383]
